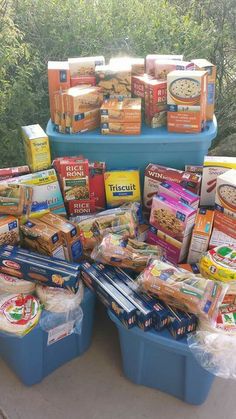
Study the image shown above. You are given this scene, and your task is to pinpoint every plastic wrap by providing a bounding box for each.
[0,273,35,294]
[39,305,83,336]
[36,281,84,313]
[91,234,164,272]
[137,259,228,322]
[199,245,236,282]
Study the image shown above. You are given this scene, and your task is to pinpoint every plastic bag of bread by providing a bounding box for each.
[91,234,164,272]
[137,259,228,322]
[36,281,84,313]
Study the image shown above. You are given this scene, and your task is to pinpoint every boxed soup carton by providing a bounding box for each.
[191,59,216,120]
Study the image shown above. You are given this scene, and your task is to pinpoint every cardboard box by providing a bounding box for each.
[65,108,100,134]
[215,169,236,219]
[21,124,51,173]
[48,61,70,122]
[65,86,103,114]
[0,183,32,216]
[68,56,105,77]
[158,180,199,209]
[191,59,216,120]
[89,161,106,211]
[200,156,236,206]
[110,57,145,76]
[0,216,19,246]
[100,98,141,123]
[187,208,214,264]
[70,75,96,87]
[101,121,141,135]
[214,210,236,239]
[131,74,153,110]
[167,70,207,133]
[146,54,183,77]
[0,166,30,181]
[209,228,236,249]
[104,169,141,207]
[67,198,96,215]
[185,165,203,175]
[154,60,194,80]
[145,79,167,127]
[59,158,90,202]
[95,64,131,97]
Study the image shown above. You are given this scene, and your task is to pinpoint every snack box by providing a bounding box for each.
[101,122,141,135]
[65,86,103,114]
[48,61,70,122]
[131,74,153,110]
[158,180,199,209]
[0,216,19,247]
[20,218,65,259]
[149,193,197,241]
[0,166,30,181]
[81,261,136,328]
[0,249,80,292]
[0,183,32,216]
[145,80,167,128]
[200,156,236,206]
[154,60,194,80]
[191,59,216,120]
[209,228,236,249]
[187,208,214,264]
[89,161,106,210]
[65,108,100,134]
[92,263,153,331]
[59,158,90,202]
[109,57,145,76]
[185,165,203,175]
[70,75,96,87]
[95,64,131,98]
[104,169,141,208]
[143,163,201,214]
[146,54,183,76]
[100,98,141,123]
[215,169,236,219]
[21,124,51,173]
[68,56,105,77]
[213,210,236,240]
[67,198,96,215]
[39,213,83,262]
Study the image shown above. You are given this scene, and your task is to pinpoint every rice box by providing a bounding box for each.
[95,64,131,98]
[104,170,141,208]
[68,56,105,77]
[48,61,70,122]
[21,124,51,173]
[131,74,153,110]
[167,70,207,133]
[146,54,183,77]
[215,169,236,219]
[145,79,167,127]
[59,158,90,202]
[191,59,216,120]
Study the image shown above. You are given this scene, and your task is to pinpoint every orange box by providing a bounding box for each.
[167,70,207,133]
[214,210,236,239]
[66,108,100,134]
[187,208,214,264]
[191,59,216,121]
[100,98,141,123]
[65,86,103,114]
[68,56,105,77]
[48,61,70,122]
[101,121,141,135]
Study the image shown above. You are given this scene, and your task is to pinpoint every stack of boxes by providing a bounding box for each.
[100,98,142,135]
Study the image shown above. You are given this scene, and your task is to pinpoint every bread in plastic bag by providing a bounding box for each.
[36,281,84,313]
[137,259,228,322]
[0,273,35,294]
[199,245,236,283]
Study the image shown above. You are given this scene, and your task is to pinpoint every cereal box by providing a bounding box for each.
[145,79,167,127]
[167,70,207,133]
[158,180,199,209]
[191,59,216,120]
[213,210,236,240]
[0,216,19,246]
[59,158,90,202]
[21,124,51,173]
[187,208,214,264]
[146,54,183,77]
[104,170,141,208]
[154,60,194,80]
[215,169,236,219]
[110,57,144,76]
[131,74,153,110]
[95,64,131,98]
[48,61,70,122]
[149,193,197,241]
[68,56,105,77]
[200,156,236,206]
[101,122,141,135]
[0,166,30,181]
[100,98,141,123]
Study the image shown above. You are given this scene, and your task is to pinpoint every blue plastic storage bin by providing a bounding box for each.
[0,288,95,386]
[46,118,217,177]
[108,310,215,405]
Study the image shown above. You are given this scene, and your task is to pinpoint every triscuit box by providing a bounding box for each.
[187,208,214,264]
[104,170,141,208]
[68,56,105,77]
[145,79,167,127]
[200,156,236,207]
[100,98,141,123]
[101,122,141,135]
[167,70,207,133]
[109,57,145,76]
[21,124,51,173]
[154,60,194,80]
[48,61,70,122]
[158,180,199,209]
[191,59,216,121]
[215,169,236,219]
[0,216,19,246]
[146,54,183,77]
[95,64,131,98]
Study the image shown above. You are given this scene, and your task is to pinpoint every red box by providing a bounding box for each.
[89,162,106,211]
[59,158,90,202]
[67,199,96,215]
[131,75,153,109]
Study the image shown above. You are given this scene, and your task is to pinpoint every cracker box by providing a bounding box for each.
[146,54,183,77]
[215,169,236,219]
[0,216,19,246]
[110,57,145,76]
[48,61,70,122]
[158,180,199,209]
[209,228,236,249]
[154,60,194,80]
[0,166,30,181]
[167,70,207,133]
[187,208,214,264]
[191,59,216,120]
[0,183,32,216]
[59,158,90,202]
[101,122,141,135]
[89,161,106,210]
[21,124,51,173]
[145,79,167,127]
[143,163,201,214]
[68,56,105,77]
[66,108,100,134]
[104,170,141,208]
[213,210,236,240]
[131,74,153,110]
[100,98,141,123]
[95,64,131,98]
[70,75,96,87]
[200,156,236,206]
[149,193,197,241]
[65,86,103,114]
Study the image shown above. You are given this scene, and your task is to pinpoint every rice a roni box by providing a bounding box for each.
[167,70,207,133]
[68,56,105,77]
[215,169,236,219]
[131,74,153,110]
[48,61,70,122]
[191,59,216,121]
[145,79,167,127]
[59,158,90,202]
[146,54,183,77]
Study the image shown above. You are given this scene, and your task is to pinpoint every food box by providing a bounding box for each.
[215,169,236,218]
[100,98,141,123]
[104,169,141,208]
[59,158,90,202]
[191,59,216,120]
[158,180,199,208]
[65,86,103,114]
[70,75,96,87]
[89,161,106,211]
[154,60,194,80]
[209,228,236,249]
[146,54,183,77]
[185,165,203,175]
[65,108,101,134]
[187,208,214,264]
[0,166,30,181]
[48,61,70,122]
[213,210,236,240]
[110,57,145,76]
[21,124,51,173]
[167,70,207,133]
[101,121,141,135]
[200,156,236,206]
[145,79,167,127]
[131,74,153,110]
[95,64,131,97]
[68,56,105,77]
[0,216,19,246]
[0,183,32,216]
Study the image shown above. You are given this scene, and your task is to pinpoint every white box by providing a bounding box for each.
[215,169,236,218]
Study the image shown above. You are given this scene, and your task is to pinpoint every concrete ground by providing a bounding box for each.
[0,303,235,419]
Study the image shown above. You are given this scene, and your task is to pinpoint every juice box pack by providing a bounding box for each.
[187,208,214,264]
[21,124,51,173]
[145,54,183,77]
[104,169,141,208]
[191,59,216,121]
[48,61,70,122]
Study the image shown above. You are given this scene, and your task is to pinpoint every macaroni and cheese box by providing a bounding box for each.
[146,54,183,77]
[21,124,51,173]
[48,61,70,122]
[95,64,132,98]
[154,60,194,80]
[191,59,216,120]
[101,122,141,135]
[158,180,199,209]
[0,216,19,247]
[0,166,30,181]
[187,208,214,264]
[145,79,167,127]
[110,57,145,76]
[167,70,207,133]
[68,56,105,77]
[104,170,141,208]
[215,169,236,219]
[100,98,141,123]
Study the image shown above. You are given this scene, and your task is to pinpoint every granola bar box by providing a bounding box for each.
[0,216,19,247]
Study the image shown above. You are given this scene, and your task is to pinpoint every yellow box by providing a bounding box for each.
[104,170,141,208]
[21,124,51,173]
[191,59,216,121]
